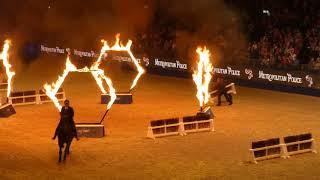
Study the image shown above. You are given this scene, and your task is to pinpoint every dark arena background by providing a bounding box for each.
[0,0,320,179]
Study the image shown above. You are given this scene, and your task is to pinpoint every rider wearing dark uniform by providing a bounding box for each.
[213,78,233,106]
[52,100,79,140]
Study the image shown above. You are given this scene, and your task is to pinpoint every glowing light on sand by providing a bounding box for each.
[193,47,213,110]
[0,40,15,98]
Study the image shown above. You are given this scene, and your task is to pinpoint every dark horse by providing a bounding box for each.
[52,100,79,162]
[55,118,75,162]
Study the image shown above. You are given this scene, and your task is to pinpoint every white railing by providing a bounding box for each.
[7,89,66,106]
[147,117,214,139]
[249,134,317,164]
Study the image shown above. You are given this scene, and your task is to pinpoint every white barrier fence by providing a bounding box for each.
[38,89,66,104]
[7,88,66,106]
[284,133,317,157]
[0,82,7,92]
[8,90,38,106]
[250,133,317,164]
[147,118,183,139]
[182,116,214,134]
[147,116,214,139]
[249,138,287,164]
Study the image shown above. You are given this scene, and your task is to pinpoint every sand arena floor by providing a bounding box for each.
[0,57,320,179]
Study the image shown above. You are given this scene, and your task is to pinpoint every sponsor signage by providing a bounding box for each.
[40,44,98,58]
[39,44,319,93]
[154,58,188,70]
[217,67,316,88]
[213,67,241,76]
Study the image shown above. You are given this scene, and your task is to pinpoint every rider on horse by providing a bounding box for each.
[52,99,79,140]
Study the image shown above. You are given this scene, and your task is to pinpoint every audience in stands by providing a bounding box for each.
[133,0,320,72]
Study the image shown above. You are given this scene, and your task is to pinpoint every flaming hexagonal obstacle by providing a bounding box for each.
[43,54,116,138]
[43,34,144,137]
[99,34,145,104]
[44,33,145,111]
[43,55,116,112]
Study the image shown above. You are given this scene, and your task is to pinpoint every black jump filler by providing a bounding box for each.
[75,109,110,138]
[101,91,133,104]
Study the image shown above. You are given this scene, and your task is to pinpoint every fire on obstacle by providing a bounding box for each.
[0,40,15,102]
[192,47,213,111]
[93,34,145,91]
[43,34,145,111]
[43,55,116,111]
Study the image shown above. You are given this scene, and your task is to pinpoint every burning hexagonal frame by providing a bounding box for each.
[43,34,145,112]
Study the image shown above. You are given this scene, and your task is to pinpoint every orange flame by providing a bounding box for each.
[43,55,116,111]
[192,47,213,109]
[0,40,15,98]
[43,34,143,112]
[94,34,145,91]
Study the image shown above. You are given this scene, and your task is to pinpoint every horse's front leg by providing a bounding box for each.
[59,146,62,163]
[63,144,68,161]
[66,143,70,155]
[66,138,73,155]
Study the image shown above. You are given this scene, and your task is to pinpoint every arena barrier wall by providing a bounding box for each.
[37,46,320,96]
[116,55,320,96]
[8,88,66,106]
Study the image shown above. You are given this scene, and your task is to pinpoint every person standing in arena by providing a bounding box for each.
[213,78,233,106]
